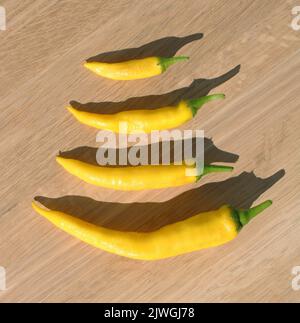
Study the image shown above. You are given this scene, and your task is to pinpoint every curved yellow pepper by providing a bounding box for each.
[32,200,272,260]
[56,156,233,191]
[84,56,189,80]
[67,94,225,134]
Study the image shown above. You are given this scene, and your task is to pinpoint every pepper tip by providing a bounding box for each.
[56,155,64,165]
[31,200,42,213]
[66,106,75,114]
[83,61,93,70]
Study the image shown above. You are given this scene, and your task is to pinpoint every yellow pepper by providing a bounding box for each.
[67,94,225,133]
[32,200,272,260]
[56,156,233,191]
[84,56,189,80]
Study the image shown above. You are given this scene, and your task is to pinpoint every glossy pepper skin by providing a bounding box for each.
[67,94,225,134]
[56,156,233,191]
[32,200,272,260]
[84,56,189,80]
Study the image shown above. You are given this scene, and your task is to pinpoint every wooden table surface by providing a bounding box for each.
[0,0,299,303]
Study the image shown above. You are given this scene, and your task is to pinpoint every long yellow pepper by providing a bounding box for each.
[56,156,233,191]
[32,200,272,260]
[67,94,225,134]
[84,56,189,80]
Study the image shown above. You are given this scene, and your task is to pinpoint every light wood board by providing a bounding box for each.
[0,0,299,303]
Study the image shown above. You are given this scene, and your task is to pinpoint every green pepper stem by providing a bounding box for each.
[187,94,225,117]
[196,165,234,182]
[159,56,189,72]
[234,200,273,230]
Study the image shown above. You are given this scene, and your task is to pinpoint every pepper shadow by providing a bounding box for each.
[86,33,204,63]
[70,64,240,114]
[35,169,285,232]
[58,137,239,166]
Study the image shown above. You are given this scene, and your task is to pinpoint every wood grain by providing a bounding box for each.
[0,0,299,303]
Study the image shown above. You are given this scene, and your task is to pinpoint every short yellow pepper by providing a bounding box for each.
[84,56,189,80]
